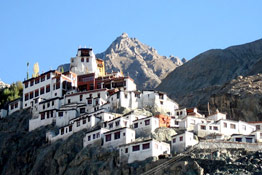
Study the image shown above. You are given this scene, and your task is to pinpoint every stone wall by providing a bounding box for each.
[197,140,262,151]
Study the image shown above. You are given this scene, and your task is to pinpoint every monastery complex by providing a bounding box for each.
[1,48,262,164]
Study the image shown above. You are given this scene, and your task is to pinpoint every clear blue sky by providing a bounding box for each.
[0,1,261,84]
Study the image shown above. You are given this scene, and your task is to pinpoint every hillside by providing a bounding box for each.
[157,39,262,107]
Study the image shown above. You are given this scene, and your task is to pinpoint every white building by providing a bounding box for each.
[119,139,170,164]
[70,48,101,76]
[132,116,159,137]
[0,109,7,118]
[47,114,100,143]
[102,127,135,148]
[23,70,77,112]
[104,117,130,130]
[171,131,198,153]
[8,98,22,115]
[83,128,109,147]
[248,121,262,131]
[230,134,256,143]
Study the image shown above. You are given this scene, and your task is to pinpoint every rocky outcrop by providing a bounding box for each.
[95,33,182,89]
[157,39,262,107]
[208,74,262,121]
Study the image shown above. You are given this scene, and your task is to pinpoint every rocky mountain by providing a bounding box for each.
[95,33,183,89]
[157,39,262,108]
[208,74,262,122]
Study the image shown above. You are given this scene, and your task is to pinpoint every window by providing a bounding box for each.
[80,108,85,114]
[46,85,50,93]
[35,78,39,84]
[175,121,179,125]
[105,134,111,142]
[30,92,34,99]
[35,90,39,97]
[47,73,50,79]
[246,138,253,143]
[88,99,92,104]
[88,135,91,141]
[51,112,53,118]
[109,123,113,128]
[142,143,150,150]
[173,138,176,143]
[230,124,236,129]
[88,117,90,122]
[125,94,128,98]
[30,80,34,86]
[93,134,96,139]
[83,119,86,124]
[77,121,80,127]
[25,82,28,88]
[214,126,218,130]
[52,101,54,106]
[115,121,120,126]
[58,112,63,117]
[200,125,206,130]
[61,128,64,135]
[25,94,29,101]
[43,104,45,110]
[69,125,72,132]
[179,136,183,141]
[56,83,60,89]
[46,112,49,118]
[81,58,84,62]
[114,132,120,140]
[40,87,45,95]
[41,76,45,82]
[160,101,163,105]
[98,93,100,98]
[223,122,227,128]
[209,126,212,130]
[256,125,261,130]
[47,102,50,108]
[132,145,140,152]
[145,119,150,125]
[236,138,242,142]
[15,103,18,108]
[68,99,71,104]
[134,123,138,128]
[86,58,89,62]
[41,113,45,120]
[80,95,83,101]
[125,148,128,153]
[260,133,262,139]
[96,133,100,138]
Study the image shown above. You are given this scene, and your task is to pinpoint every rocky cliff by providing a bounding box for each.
[157,39,262,108]
[208,74,262,122]
[96,33,183,89]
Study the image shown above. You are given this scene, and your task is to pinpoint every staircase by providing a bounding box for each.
[141,146,197,175]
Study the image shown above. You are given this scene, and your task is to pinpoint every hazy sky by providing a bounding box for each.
[0,1,261,84]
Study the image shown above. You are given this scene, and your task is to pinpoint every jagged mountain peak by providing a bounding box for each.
[96,33,183,89]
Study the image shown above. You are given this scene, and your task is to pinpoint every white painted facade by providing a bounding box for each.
[171,131,198,153]
[83,128,109,147]
[132,116,159,137]
[230,134,256,143]
[0,109,7,118]
[102,127,135,148]
[249,122,262,131]
[8,98,22,115]
[179,116,206,131]
[70,48,100,76]
[104,117,130,130]
[23,70,77,110]
[119,139,170,164]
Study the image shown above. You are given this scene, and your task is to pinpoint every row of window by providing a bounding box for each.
[125,143,150,153]
[42,100,55,110]
[10,102,19,110]
[133,119,150,128]
[200,125,219,131]
[61,125,72,135]
[172,136,183,143]
[81,57,89,63]
[107,120,128,129]
[24,73,51,88]
[40,111,54,120]
[105,131,125,142]
[86,132,101,141]
[223,122,236,129]
[24,84,56,101]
